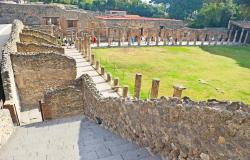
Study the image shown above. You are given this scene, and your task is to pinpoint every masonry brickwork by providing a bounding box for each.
[17,42,64,54]
[0,3,96,36]
[19,33,55,45]
[11,53,76,111]
[79,74,250,160]
[21,28,57,44]
[43,84,84,119]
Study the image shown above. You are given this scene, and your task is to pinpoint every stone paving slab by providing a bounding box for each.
[65,47,120,98]
[0,116,161,160]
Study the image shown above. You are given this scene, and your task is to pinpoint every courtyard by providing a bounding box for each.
[93,46,250,104]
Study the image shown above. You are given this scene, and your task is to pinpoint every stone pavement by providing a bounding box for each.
[65,47,119,97]
[0,115,161,160]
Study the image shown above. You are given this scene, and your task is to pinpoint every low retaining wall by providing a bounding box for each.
[0,109,14,149]
[42,84,84,119]
[11,53,76,111]
[80,74,250,160]
[19,33,55,46]
[22,29,57,44]
[17,42,64,54]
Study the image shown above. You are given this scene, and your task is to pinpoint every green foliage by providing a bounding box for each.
[150,0,204,20]
[190,2,237,28]
[34,0,166,18]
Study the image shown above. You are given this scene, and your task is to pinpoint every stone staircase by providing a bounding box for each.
[0,116,161,160]
[65,47,119,97]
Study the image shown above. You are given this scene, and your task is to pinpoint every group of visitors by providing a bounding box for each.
[131,35,161,44]
[57,35,98,48]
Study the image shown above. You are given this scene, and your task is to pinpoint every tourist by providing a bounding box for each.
[93,36,97,44]
[131,36,135,44]
[63,37,68,47]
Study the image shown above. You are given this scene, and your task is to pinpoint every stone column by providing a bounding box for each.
[239,29,245,43]
[227,30,233,44]
[128,29,132,46]
[193,32,197,46]
[171,31,175,46]
[138,34,141,46]
[95,60,100,71]
[201,34,205,46]
[156,31,159,46]
[97,28,100,47]
[108,28,111,47]
[179,32,183,46]
[214,34,218,45]
[122,85,129,98]
[233,30,238,43]
[244,30,249,44]
[208,34,211,45]
[220,35,225,45]
[83,34,87,57]
[101,67,105,75]
[113,78,119,86]
[187,32,190,45]
[88,36,92,61]
[75,39,78,50]
[163,30,167,46]
[106,73,112,82]
[79,38,82,52]
[81,38,84,56]
[134,73,142,99]
[173,85,186,98]
[91,54,95,65]
[118,28,121,47]
[150,79,160,99]
[147,31,151,46]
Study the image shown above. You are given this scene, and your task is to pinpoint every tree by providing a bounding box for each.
[190,2,237,28]
[235,0,250,19]
[149,0,204,20]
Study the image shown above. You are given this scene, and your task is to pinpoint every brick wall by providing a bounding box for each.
[11,53,76,111]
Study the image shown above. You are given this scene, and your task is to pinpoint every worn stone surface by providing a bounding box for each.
[11,52,76,111]
[80,74,250,160]
[22,29,57,44]
[19,33,55,45]
[0,109,14,149]
[17,42,64,54]
[0,115,161,160]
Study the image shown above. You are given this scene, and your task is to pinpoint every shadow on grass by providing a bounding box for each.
[200,46,250,69]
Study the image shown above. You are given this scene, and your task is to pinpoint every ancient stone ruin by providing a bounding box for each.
[0,3,250,160]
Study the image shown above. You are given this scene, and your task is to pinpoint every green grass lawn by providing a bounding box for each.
[93,46,250,104]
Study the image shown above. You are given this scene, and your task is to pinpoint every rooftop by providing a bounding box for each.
[231,20,250,29]
[96,15,180,21]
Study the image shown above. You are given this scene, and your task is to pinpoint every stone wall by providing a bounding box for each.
[17,42,64,54]
[11,53,76,111]
[43,84,84,119]
[0,3,95,35]
[1,19,23,116]
[22,29,57,44]
[19,33,55,45]
[80,74,250,160]
[0,109,14,149]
